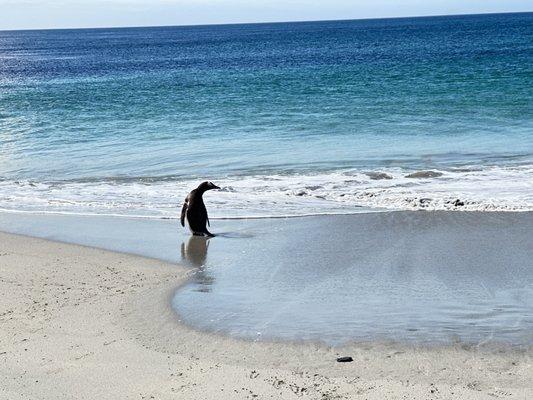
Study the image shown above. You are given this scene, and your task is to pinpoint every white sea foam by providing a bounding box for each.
[0,165,532,219]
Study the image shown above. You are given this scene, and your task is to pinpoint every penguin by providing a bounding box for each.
[181,181,220,236]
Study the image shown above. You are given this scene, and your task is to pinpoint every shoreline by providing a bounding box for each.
[1,210,532,347]
[3,227,531,353]
[1,229,532,398]
[2,206,533,221]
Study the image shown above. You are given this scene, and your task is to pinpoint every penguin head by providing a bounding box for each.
[198,181,220,192]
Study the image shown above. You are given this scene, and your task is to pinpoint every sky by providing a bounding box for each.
[0,0,531,31]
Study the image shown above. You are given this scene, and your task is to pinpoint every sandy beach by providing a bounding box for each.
[1,230,532,399]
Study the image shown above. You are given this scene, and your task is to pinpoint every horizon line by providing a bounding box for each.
[0,10,531,33]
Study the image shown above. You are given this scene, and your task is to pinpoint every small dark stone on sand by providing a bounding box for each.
[336,356,353,363]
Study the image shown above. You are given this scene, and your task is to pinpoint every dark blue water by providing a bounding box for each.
[1,13,532,217]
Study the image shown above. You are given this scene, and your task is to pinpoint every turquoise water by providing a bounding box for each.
[1,13,532,217]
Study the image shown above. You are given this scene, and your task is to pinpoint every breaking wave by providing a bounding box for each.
[0,165,532,219]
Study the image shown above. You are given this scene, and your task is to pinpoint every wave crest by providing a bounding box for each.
[0,165,531,218]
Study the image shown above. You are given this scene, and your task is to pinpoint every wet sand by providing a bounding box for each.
[1,211,532,347]
[0,212,532,399]
[174,212,533,346]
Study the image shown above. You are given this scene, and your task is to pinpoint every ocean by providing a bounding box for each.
[1,12,532,218]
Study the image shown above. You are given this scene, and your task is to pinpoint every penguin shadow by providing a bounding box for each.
[180,235,215,291]
[211,231,254,239]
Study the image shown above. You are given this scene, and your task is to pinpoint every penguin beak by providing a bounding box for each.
[211,184,220,190]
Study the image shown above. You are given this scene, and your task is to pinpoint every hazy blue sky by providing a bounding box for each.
[1,0,531,30]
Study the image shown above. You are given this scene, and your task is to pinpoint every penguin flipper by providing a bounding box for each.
[180,199,188,227]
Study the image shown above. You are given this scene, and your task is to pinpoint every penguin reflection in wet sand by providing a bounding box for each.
[181,181,220,237]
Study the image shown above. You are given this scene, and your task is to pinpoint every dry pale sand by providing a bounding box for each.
[0,231,531,400]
